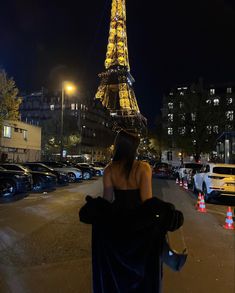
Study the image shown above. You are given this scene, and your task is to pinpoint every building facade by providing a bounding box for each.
[19,89,114,162]
[161,81,235,165]
[0,120,41,162]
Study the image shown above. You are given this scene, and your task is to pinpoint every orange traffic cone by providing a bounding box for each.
[176,178,179,184]
[179,179,183,187]
[195,193,202,209]
[197,194,207,213]
[223,207,234,230]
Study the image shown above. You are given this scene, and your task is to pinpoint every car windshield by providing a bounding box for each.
[184,163,202,169]
[213,167,235,175]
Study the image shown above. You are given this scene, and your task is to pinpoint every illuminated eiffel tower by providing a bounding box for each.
[95,0,147,133]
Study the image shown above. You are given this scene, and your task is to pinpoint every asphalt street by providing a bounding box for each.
[0,177,234,293]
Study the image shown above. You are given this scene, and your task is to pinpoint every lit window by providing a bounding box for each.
[168,114,173,122]
[168,102,173,109]
[179,114,185,120]
[169,92,173,96]
[75,103,78,110]
[225,124,233,131]
[190,127,196,133]
[191,113,196,121]
[227,97,233,105]
[3,126,11,138]
[178,127,186,135]
[50,104,55,111]
[210,88,215,95]
[226,111,234,121]
[227,87,232,94]
[168,128,173,135]
[71,103,75,110]
[179,102,184,108]
[213,98,219,106]
[207,125,212,134]
[213,125,219,133]
[23,130,27,140]
[180,92,184,96]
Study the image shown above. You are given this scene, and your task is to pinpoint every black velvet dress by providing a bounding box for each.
[91,189,163,293]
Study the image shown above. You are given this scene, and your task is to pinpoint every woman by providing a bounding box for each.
[103,129,152,205]
[79,130,184,293]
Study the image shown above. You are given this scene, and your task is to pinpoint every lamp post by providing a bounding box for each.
[60,81,76,161]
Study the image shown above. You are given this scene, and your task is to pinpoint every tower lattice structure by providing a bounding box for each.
[95,0,147,133]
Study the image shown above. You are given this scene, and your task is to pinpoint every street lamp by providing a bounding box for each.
[60,81,76,161]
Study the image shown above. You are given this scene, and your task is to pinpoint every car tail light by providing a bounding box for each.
[208,176,225,180]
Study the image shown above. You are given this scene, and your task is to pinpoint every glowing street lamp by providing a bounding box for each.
[60,81,76,160]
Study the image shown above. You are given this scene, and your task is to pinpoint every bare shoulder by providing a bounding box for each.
[137,160,152,173]
[104,162,112,174]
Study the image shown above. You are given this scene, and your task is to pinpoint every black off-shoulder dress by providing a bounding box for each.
[91,188,164,293]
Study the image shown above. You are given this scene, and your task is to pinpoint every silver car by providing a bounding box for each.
[41,162,82,183]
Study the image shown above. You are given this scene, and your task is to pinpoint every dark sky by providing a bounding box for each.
[0,0,235,126]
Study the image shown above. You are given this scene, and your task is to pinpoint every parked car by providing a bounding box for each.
[89,163,104,176]
[22,163,69,185]
[0,163,57,192]
[59,161,92,180]
[152,163,173,179]
[0,166,32,197]
[41,161,83,183]
[177,163,203,181]
[193,163,235,202]
[92,161,107,168]
[75,163,97,178]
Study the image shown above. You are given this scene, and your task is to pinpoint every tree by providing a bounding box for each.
[0,70,21,133]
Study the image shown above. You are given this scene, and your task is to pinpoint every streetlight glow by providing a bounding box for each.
[65,83,76,93]
[60,81,77,160]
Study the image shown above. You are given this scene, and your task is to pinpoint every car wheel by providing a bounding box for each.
[83,172,91,180]
[32,180,43,192]
[202,183,210,202]
[0,180,16,197]
[68,173,76,183]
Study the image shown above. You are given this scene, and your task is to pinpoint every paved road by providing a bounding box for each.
[0,177,234,293]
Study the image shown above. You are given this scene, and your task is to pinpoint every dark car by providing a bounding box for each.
[0,166,32,197]
[75,163,97,178]
[0,164,57,192]
[22,163,69,186]
[152,163,173,179]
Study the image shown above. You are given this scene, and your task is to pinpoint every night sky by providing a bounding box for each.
[1,0,235,127]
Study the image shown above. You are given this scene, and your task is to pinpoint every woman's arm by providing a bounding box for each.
[139,162,153,202]
[103,165,114,202]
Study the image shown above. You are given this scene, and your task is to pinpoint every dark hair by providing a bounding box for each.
[112,129,140,179]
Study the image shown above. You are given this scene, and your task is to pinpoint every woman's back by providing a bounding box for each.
[103,160,153,204]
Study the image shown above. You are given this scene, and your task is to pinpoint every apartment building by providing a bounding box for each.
[161,81,235,164]
[19,89,114,162]
[0,120,41,162]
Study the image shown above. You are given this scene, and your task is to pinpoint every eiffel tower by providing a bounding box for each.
[95,0,147,134]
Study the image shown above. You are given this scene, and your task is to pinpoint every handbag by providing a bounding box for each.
[162,229,188,272]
